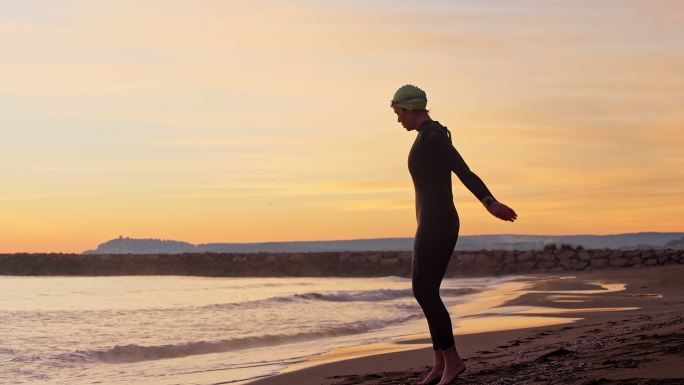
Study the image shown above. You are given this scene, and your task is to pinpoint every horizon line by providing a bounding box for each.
[105,230,684,245]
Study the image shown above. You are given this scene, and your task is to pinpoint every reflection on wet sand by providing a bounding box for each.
[280,276,634,374]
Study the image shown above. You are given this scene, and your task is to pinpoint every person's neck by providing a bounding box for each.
[414,114,432,131]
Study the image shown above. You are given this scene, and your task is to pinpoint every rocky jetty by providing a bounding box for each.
[1,248,682,277]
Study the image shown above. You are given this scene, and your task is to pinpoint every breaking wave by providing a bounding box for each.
[56,315,422,364]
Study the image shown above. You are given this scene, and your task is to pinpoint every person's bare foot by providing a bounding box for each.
[417,364,444,385]
[436,360,466,385]
[417,350,445,385]
[437,345,467,385]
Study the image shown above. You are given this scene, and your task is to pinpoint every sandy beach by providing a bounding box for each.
[249,265,684,385]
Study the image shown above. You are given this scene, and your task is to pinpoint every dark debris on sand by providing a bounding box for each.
[585,379,684,385]
[327,314,684,385]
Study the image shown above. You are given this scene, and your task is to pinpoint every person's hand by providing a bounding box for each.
[487,201,517,222]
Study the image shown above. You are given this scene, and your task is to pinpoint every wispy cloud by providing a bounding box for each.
[1,0,683,251]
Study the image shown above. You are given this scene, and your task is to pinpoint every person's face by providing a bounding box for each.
[393,107,413,131]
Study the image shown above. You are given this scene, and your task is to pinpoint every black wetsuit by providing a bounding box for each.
[408,120,494,350]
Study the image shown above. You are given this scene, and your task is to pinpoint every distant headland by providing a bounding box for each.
[83,232,684,254]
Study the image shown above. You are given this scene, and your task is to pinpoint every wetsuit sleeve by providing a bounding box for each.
[427,130,496,201]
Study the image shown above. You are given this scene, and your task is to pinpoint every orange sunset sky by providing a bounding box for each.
[2,1,683,253]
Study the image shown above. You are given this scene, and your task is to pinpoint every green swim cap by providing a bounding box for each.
[391,84,427,110]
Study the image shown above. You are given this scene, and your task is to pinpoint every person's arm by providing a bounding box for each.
[426,128,495,202]
[427,128,517,222]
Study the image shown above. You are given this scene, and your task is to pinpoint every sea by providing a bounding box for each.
[0,274,571,385]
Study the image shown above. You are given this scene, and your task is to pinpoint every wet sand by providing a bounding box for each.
[248,265,684,385]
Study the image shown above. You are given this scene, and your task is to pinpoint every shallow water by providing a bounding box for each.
[0,275,520,384]
[0,274,622,385]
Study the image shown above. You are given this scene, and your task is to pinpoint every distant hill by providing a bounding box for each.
[85,237,196,254]
[665,237,684,249]
[82,232,684,254]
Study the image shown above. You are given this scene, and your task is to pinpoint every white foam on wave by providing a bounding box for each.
[295,288,415,302]
[379,275,410,281]
[294,287,477,302]
[197,287,480,312]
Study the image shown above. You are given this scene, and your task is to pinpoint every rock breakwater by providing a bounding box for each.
[1,248,682,277]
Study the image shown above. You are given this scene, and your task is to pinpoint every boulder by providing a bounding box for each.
[537,260,555,268]
[558,250,576,260]
[379,258,400,266]
[356,255,373,265]
[608,257,629,267]
[625,250,640,259]
[503,253,517,264]
[594,250,612,259]
[518,260,537,272]
[640,250,655,259]
[644,258,658,266]
[398,251,413,260]
[559,257,575,270]
[572,260,590,270]
[591,258,608,268]
[518,251,536,262]
[608,251,625,260]
[496,263,518,275]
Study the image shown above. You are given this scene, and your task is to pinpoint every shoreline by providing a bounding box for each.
[247,265,684,385]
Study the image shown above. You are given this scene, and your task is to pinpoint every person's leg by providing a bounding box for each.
[412,257,455,349]
[435,236,466,385]
[412,232,458,384]
[412,231,458,344]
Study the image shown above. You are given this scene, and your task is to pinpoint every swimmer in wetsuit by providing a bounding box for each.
[391,84,517,385]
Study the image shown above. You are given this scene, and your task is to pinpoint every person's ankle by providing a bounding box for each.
[441,345,460,357]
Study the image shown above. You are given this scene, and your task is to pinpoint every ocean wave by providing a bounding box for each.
[178,287,480,311]
[55,315,422,364]
[441,288,479,296]
[294,288,414,302]
[0,347,16,355]
[379,275,410,281]
[294,287,477,302]
[212,281,316,290]
[1,287,479,320]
